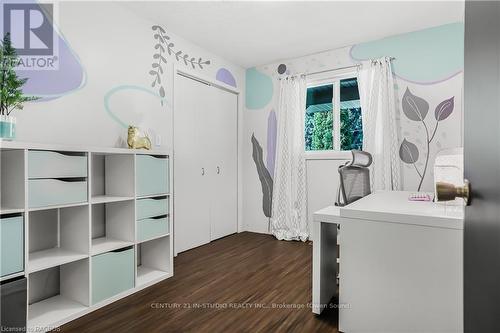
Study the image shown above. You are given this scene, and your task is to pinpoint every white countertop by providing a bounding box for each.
[314,191,464,230]
[0,140,170,155]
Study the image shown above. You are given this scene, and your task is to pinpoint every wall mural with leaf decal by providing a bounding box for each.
[399,88,454,190]
[150,25,212,105]
[243,23,463,234]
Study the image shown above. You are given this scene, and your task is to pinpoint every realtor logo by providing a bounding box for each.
[2,2,58,70]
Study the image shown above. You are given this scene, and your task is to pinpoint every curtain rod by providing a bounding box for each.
[278,56,396,80]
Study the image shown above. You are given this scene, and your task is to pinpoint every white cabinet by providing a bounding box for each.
[174,73,238,253]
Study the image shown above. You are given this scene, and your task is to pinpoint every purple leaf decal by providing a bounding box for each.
[402,88,429,121]
[399,138,420,164]
[266,110,277,179]
[435,97,454,121]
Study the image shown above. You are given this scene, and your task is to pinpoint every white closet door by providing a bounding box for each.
[207,86,238,240]
[174,74,211,253]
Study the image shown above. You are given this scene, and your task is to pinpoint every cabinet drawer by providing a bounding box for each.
[136,197,168,220]
[28,150,87,179]
[137,216,168,242]
[136,155,168,197]
[1,216,24,277]
[28,179,87,208]
[91,248,134,304]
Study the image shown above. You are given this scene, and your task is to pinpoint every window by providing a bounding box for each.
[305,75,363,151]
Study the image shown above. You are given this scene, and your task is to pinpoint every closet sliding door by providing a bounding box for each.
[208,86,238,241]
[174,73,238,254]
[174,74,211,253]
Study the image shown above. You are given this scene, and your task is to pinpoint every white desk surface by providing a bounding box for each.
[313,191,464,230]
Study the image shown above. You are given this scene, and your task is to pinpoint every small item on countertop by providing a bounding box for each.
[127,125,151,150]
[408,193,433,201]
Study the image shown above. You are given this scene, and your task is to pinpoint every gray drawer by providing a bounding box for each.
[136,197,168,220]
[28,150,87,179]
[136,155,168,197]
[0,216,24,277]
[137,216,168,242]
[92,248,134,304]
[28,179,87,208]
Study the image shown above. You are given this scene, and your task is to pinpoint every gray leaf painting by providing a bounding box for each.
[251,134,273,219]
[402,87,429,121]
[400,138,420,164]
[435,97,454,121]
[400,89,455,191]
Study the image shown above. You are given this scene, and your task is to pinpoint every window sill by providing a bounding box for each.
[304,150,352,161]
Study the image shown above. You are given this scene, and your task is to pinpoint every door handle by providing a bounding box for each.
[436,179,471,205]
[216,166,220,175]
[201,167,205,176]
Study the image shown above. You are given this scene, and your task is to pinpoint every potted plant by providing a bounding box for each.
[0,33,39,140]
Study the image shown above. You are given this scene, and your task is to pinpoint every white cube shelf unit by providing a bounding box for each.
[0,142,173,332]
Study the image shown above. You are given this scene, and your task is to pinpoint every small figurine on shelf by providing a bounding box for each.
[127,125,151,150]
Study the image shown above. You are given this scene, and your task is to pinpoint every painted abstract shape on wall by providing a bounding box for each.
[399,88,455,190]
[251,134,274,221]
[350,23,464,84]
[9,1,85,100]
[104,85,167,129]
[277,64,287,74]
[246,67,273,109]
[216,68,237,88]
[266,109,277,179]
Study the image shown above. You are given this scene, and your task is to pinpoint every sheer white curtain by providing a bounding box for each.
[270,76,308,241]
[357,57,401,190]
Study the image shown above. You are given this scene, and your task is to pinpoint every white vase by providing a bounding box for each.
[0,115,16,140]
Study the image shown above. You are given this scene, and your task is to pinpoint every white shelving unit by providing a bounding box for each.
[28,206,89,273]
[91,199,135,255]
[0,149,25,214]
[136,236,171,287]
[0,142,173,332]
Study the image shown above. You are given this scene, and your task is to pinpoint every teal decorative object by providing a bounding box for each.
[350,23,464,84]
[0,116,16,140]
[246,68,273,109]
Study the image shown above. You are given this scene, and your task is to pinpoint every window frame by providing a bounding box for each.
[305,68,359,159]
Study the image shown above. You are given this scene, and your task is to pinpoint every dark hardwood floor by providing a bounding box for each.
[61,232,338,332]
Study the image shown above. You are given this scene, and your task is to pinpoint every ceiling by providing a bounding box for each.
[121,1,464,68]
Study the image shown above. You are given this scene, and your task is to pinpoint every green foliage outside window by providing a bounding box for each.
[305,79,363,151]
[306,109,333,150]
[340,107,363,150]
